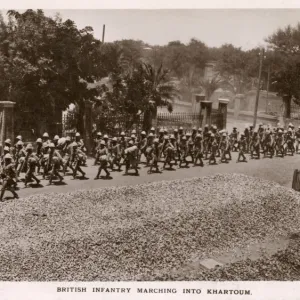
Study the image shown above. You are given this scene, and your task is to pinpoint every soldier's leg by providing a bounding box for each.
[77,163,86,177]
[24,170,32,187]
[93,151,100,166]
[31,172,40,184]
[95,166,102,179]
[54,166,63,182]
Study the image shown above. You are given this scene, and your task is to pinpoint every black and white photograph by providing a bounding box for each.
[1,4,300,288]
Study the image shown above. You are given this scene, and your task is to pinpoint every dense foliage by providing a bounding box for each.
[1,9,300,133]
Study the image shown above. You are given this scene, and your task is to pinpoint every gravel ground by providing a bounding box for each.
[0,173,299,281]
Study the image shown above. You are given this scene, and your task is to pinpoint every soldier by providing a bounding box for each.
[178,126,184,140]
[275,129,285,157]
[75,132,87,156]
[48,143,64,184]
[62,136,74,175]
[124,140,139,176]
[208,134,218,165]
[203,129,211,160]
[191,127,197,142]
[237,134,247,162]
[250,130,260,159]
[295,126,300,153]
[53,135,60,147]
[186,132,194,164]
[40,142,50,178]
[94,141,110,179]
[285,128,295,156]
[70,142,86,179]
[150,127,156,137]
[244,125,250,153]
[94,132,102,156]
[138,131,148,163]
[109,137,122,171]
[0,154,18,201]
[4,139,14,156]
[173,128,179,142]
[24,144,40,187]
[163,135,176,169]
[158,128,165,144]
[1,146,11,167]
[42,132,50,145]
[178,136,189,168]
[15,141,26,177]
[14,135,22,153]
[36,138,43,158]
[230,127,239,152]
[193,134,204,167]
[263,130,275,158]
[219,133,229,163]
[148,138,162,173]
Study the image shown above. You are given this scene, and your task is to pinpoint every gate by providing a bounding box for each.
[156,112,203,131]
[211,110,225,129]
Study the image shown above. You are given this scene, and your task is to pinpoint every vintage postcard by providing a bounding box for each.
[0,0,300,299]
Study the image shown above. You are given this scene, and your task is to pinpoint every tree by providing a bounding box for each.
[199,77,223,100]
[1,10,105,135]
[215,43,259,94]
[141,63,179,131]
[266,23,300,118]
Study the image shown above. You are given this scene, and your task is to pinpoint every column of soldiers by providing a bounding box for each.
[0,122,299,200]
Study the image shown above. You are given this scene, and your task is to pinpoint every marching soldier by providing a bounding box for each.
[295,126,300,154]
[62,136,74,175]
[48,143,64,184]
[237,134,247,162]
[42,132,51,145]
[94,141,110,179]
[208,134,218,165]
[178,136,189,168]
[24,144,40,187]
[250,130,260,159]
[148,138,162,173]
[138,131,147,163]
[109,137,122,171]
[124,140,139,176]
[15,140,26,177]
[0,154,18,201]
[193,134,204,166]
[70,142,86,179]
[219,133,229,163]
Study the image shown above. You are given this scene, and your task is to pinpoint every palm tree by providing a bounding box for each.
[141,63,179,131]
[199,77,223,100]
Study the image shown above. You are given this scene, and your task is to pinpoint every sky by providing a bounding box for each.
[4,9,300,50]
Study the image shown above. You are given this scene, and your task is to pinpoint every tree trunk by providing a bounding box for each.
[143,109,153,132]
[77,102,85,134]
[283,95,292,118]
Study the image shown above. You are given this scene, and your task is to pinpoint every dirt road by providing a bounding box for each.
[12,151,300,199]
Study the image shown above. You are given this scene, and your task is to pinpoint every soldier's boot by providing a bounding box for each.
[95,168,102,179]
[104,168,110,178]
[78,166,85,177]
[11,188,19,199]
[32,174,40,185]
[49,174,53,185]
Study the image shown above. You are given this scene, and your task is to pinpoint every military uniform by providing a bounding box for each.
[0,156,18,200]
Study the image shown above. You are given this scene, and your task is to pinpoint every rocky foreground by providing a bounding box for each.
[0,173,299,280]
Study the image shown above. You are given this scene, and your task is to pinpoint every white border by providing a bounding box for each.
[1,0,300,9]
[1,1,300,299]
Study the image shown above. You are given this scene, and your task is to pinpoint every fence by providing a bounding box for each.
[156,112,203,131]
[95,114,144,137]
[211,110,226,129]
